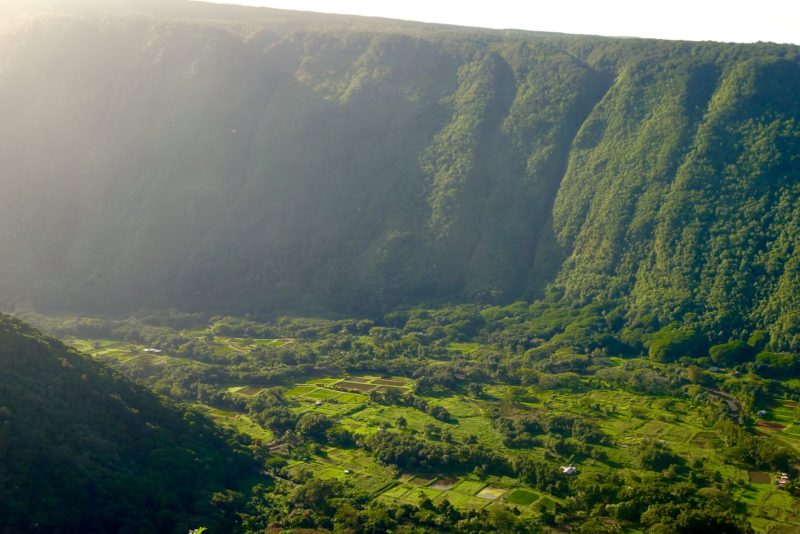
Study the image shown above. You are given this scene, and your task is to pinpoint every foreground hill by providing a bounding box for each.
[1,1,800,347]
[0,314,257,532]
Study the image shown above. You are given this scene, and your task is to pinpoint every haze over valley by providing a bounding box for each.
[2,1,800,532]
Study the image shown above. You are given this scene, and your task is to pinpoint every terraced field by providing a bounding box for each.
[66,332,800,530]
[214,375,549,514]
[756,400,800,453]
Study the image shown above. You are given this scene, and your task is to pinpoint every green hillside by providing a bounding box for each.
[0,2,799,344]
[0,313,259,532]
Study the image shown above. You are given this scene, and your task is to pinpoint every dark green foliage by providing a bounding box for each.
[716,418,795,470]
[3,4,800,531]
[709,340,755,366]
[754,351,800,378]
[637,439,684,471]
[647,324,706,363]
[296,412,334,442]
[370,388,453,422]
[566,472,753,533]
[0,2,799,354]
[511,456,569,494]
[365,431,510,474]
[747,330,770,352]
[0,314,258,532]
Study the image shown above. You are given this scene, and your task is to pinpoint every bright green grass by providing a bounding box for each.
[352,474,394,495]
[302,388,342,400]
[782,425,800,436]
[335,392,369,403]
[452,479,486,496]
[58,337,800,532]
[382,484,412,499]
[284,385,316,396]
[505,489,538,506]
[226,414,273,441]
[403,487,444,505]
[192,404,273,442]
[436,490,487,510]
[311,378,343,386]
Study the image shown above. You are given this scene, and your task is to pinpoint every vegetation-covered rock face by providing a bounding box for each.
[0,313,257,532]
[1,0,800,352]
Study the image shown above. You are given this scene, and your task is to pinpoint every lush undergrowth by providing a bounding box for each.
[0,314,263,533]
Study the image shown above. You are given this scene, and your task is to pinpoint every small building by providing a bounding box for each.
[315,401,323,406]
[344,469,351,475]
[777,472,789,489]
[561,465,577,476]
[757,410,768,417]
[144,348,163,354]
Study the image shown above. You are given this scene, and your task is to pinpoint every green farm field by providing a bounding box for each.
[59,321,800,533]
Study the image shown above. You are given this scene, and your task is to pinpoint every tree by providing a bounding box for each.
[709,341,755,366]
[396,416,408,429]
[467,383,484,398]
[638,440,682,471]
[291,479,342,512]
[687,365,711,385]
[647,325,705,363]
[334,502,359,532]
[296,413,333,442]
[424,423,441,440]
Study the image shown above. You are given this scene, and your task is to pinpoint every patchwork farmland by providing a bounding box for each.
[62,327,800,532]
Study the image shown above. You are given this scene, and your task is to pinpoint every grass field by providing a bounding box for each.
[67,332,800,530]
[506,489,538,505]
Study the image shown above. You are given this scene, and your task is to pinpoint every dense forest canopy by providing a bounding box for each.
[0,313,258,532]
[3,2,800,533]
[1,1,800,350]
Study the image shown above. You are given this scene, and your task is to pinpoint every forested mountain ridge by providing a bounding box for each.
[1,1,800,348]
[0,313,258,532]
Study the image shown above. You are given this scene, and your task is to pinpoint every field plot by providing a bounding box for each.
[245,375,552,514]
[506,489,538,506]
[476,487,506,500]
[755,399,800,453]
[192,404,274,442]
[452,479,486,495]
[303,387,342,400]
[56,330,800,532]
[409,475,437,486]
[435,491,488,511]
[374,379,406,386]
[331,375,414,392]
[204,336,293,351]
[429,476,459,490]
[253,373,800,524]
[335,381,377,392]
[69,338,211,370]
[749,471,771,485]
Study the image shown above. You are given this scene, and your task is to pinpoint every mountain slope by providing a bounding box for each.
[0,314,256,532]
[1,1,800,346]
[552,49,800,349]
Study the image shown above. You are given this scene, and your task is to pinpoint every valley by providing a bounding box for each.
[2,0,800,531]
[26,307,800,532]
